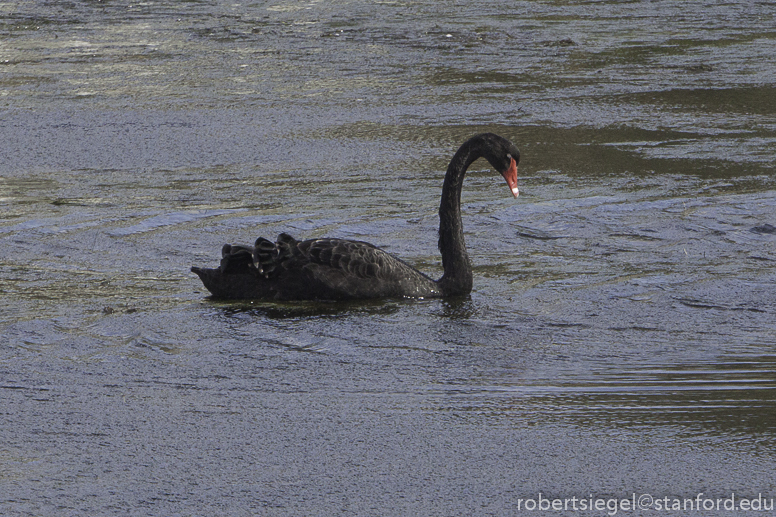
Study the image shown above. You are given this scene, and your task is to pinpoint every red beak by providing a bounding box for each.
[501,157,519,198]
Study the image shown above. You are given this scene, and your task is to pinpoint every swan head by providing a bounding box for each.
[477,133,521,198]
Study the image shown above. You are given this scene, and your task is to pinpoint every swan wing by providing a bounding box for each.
[267,234,436,298]
[210,233,438,300]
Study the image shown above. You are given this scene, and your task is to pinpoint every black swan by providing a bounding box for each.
[192,133,520,300]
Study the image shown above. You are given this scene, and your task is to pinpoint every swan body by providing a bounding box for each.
[192,133,520,300]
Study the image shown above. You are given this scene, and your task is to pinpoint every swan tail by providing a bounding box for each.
[191,265,273,299]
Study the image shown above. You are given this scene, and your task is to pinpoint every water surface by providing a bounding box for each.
[2,1,775,515]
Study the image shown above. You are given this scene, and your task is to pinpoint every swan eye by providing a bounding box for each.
[506,154,512,161]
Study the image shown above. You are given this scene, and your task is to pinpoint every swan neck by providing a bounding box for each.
[438,141,481,295]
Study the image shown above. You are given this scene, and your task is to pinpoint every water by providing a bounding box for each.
[2,1,775,515]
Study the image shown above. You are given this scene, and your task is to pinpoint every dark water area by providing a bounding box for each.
[2,1,776,515]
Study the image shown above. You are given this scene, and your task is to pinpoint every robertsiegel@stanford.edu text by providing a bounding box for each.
[516,493,773,514]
